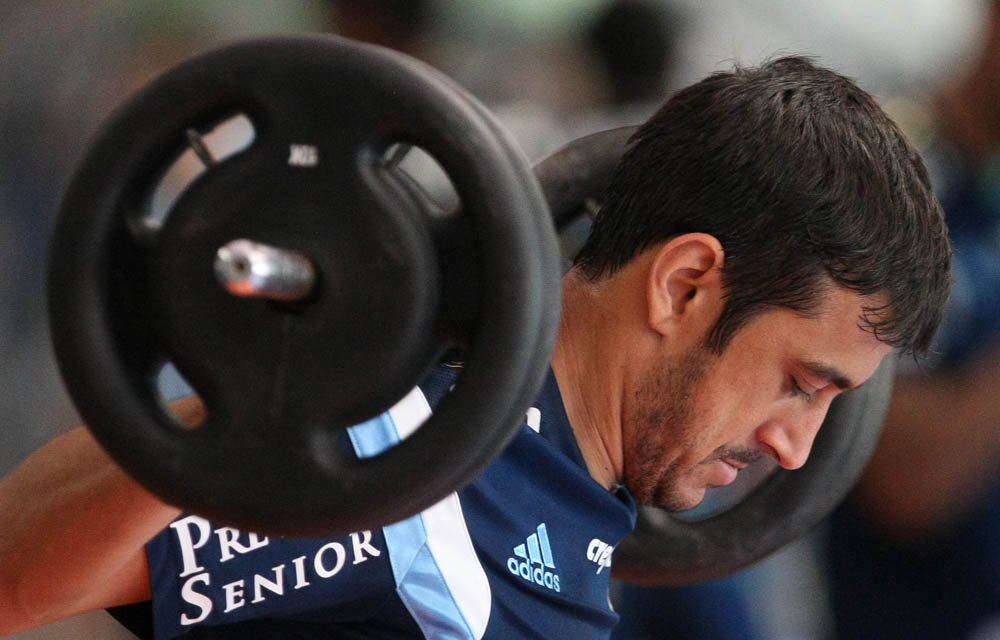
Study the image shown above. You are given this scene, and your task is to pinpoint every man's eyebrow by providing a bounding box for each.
[802,361,855,390]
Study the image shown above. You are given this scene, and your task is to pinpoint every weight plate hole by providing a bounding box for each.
[155,362,204,429]
[380,143,460,217]
[143,113,256,233]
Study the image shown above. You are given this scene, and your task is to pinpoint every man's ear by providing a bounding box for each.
[647,233,725,335]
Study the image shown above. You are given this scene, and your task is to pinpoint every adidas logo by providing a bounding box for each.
[507,523,561,593]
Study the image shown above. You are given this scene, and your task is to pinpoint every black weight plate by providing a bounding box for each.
[536,127,894,585]
[48,35,560,536]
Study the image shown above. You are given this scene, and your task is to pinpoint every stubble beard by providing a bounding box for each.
[625,345,712,512]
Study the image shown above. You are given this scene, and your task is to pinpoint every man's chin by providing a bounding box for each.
[649,487,706,512]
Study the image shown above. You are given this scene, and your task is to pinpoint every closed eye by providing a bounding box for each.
[790,377,815,403]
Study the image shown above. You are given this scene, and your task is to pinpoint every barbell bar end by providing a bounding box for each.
[214,238,317,302]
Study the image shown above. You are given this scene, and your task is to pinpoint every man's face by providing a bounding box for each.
[622,285,892,511]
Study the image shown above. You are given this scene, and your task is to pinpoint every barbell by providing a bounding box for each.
[46,35,892,585]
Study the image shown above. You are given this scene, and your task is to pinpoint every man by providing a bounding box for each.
[0,56,950,639]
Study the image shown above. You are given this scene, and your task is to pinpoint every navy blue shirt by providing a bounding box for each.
[147,366,637,639]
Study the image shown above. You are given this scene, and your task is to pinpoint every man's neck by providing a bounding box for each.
[551,270,627,491]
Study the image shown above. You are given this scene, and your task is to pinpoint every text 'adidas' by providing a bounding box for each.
[507,523,561,593]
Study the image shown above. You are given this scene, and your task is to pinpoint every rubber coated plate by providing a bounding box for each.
[48,35,561,536]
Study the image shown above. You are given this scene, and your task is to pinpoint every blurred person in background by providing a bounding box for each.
[825,1,1000,638]
[327,0,436,61]
[584,0,675,120]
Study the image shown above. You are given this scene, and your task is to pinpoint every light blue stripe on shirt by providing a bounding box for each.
[347,389,491,639]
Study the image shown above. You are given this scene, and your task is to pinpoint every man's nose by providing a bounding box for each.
[755,404,830,470]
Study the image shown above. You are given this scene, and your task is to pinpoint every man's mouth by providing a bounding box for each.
[705,448,764,487]
[721,457,750,471]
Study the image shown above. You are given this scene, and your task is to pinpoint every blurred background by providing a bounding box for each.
[2,1,996,638]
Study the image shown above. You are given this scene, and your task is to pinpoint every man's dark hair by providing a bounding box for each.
[574,56,951,356]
